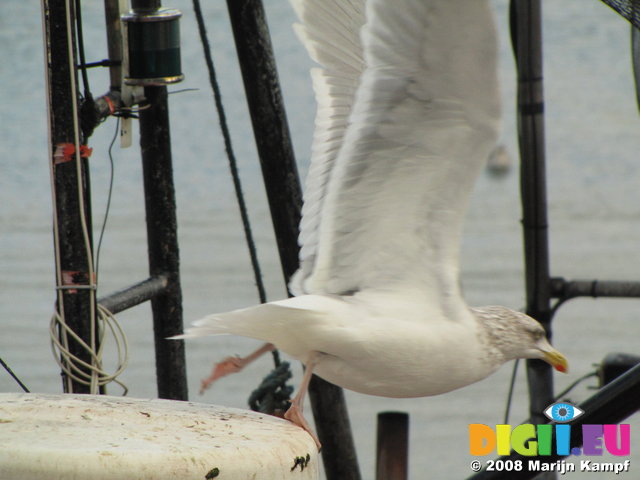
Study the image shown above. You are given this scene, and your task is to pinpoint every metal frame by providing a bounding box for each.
[224,1,361,478]
[467,1,640,478]
[512,0,556,432]
[43,0,637,476]
[43,0,187,400]
[43,0,97,394]
[222,1,640,478]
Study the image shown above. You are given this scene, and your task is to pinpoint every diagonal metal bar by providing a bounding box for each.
[97,276,169,315]
[224,1,361,478]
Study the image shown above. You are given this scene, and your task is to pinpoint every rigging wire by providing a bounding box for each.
[168,88,200,95]
[191,0,279,368]
[0,357,30,393]
[95,117,119,278]
[553,370,598,402]
[74,0,91,98]
[505,363,598,426]
[516,370,598,425]
[503,359,520,424]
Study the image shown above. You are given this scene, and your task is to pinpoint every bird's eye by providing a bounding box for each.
[543,402,584,423]
[531,329,545,341]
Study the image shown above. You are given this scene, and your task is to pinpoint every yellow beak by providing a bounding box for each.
[542,349,569,373]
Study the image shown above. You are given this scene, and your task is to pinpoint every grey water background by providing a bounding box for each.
[1,0,638,477]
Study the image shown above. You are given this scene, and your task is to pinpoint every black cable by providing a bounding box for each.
[191,0,282,366]
[74,0,104,140]
[74,0,91,97]
[95,117,119,279]
[168,88,200,95]
[517,371,598,425]
[554,371,598,402]
[503,359,520,424]
[0,357,30,393]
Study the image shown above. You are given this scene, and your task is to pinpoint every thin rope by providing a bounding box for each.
[64,0,99,393]
[192,0,280,367]
[503,359,520,424]
[0,357,30,393]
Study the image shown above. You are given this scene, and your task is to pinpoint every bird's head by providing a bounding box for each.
[474,306,568,373]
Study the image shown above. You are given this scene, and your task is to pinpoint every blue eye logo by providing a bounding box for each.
[543,402,584,423]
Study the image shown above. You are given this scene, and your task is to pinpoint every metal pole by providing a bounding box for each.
[103,0,123,91]
[98,275,168,314]
[307,375,361,479]
[511,0,555,442]
[550,278,640,301]
[43,0,97,394]
[225,0,302,282]
[129,0,187,400]
[225,1,360,478]
[376,412,409,480]
[138,84,188,401]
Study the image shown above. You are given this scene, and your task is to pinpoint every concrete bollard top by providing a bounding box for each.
[0,393,318,480]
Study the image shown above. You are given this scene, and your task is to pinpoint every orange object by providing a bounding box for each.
[54,143,93,164]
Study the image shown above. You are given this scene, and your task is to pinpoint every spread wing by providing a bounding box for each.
[289,0,501,300]
[288,0,366,293]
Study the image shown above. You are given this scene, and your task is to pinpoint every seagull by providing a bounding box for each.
[175,0,568,448]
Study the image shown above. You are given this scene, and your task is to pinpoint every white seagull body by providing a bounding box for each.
[177,0,567,444]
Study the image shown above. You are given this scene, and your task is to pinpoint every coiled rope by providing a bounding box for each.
[50,304,128,395]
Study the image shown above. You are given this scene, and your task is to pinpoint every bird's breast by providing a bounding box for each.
[311,320,499,398]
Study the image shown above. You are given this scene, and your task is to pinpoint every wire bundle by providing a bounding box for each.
[50,304,129,395]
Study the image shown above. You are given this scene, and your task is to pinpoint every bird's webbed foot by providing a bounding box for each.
[199,342,275,395]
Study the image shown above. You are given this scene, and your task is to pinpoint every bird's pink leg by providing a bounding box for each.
[200,342,275,395]
[284,351,322,450]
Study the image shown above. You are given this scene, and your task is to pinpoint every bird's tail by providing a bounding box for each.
[169,297,320,344]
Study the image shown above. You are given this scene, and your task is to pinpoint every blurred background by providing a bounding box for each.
[1,1,638,477]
